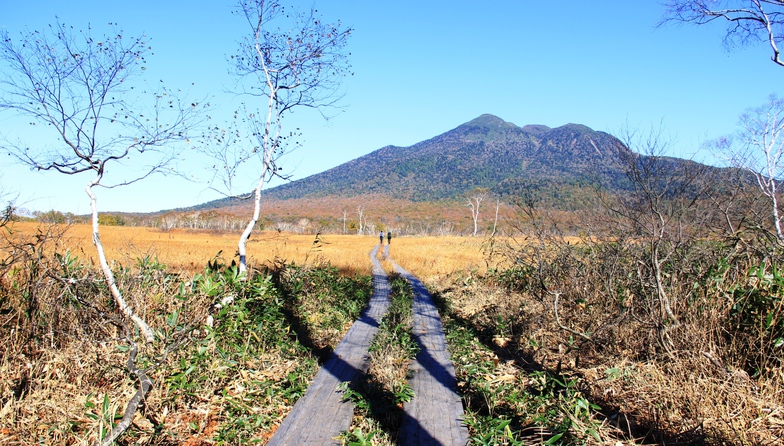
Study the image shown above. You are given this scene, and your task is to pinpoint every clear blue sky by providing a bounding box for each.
[1,0,781,214]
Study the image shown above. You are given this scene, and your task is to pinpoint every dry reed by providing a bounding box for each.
[5,222,488,279]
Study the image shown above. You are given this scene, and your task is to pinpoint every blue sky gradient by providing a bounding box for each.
[1,0,781,214]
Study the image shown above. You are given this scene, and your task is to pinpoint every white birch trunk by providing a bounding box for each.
[764,127,784,241]
[356,206,365,235]
[766,171,784,241]
[86,180,154,342]
[491,199,499,237]
[238,174,267,273]
[468,201,479,237]
[237,19,278,274]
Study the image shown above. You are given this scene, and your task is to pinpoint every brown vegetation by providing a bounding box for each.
[3,168,784,445]
[5,221,490,278]
[0,222,488,444]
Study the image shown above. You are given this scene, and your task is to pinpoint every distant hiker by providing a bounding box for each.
[379,231,384,245]
[387,231,392,244]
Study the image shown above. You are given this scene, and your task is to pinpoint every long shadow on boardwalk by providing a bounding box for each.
[267,246,389,445]
[393,262,469,446]
[268,245,450,445]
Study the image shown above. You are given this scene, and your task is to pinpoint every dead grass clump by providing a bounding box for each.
[431,270,535,353]
[431,226,784,444]
[0,316,135,443]
[584,354,784,444]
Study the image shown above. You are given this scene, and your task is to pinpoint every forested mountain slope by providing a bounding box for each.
[191,114,725,212]
[266,114,626,202]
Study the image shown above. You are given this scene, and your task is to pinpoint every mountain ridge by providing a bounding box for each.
[182,114,690,212]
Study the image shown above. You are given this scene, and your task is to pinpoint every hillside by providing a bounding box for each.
[131,113,756,236]
[268,114,628,202]
[193,114,635,212]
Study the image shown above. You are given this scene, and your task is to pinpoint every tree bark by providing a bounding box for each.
[238,175,266,273]
[491,199,499,237]
[86,179,154,342]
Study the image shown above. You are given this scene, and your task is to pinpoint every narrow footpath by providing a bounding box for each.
[392,260,470,446]
[267,245,391,445]
[267,244,468,445]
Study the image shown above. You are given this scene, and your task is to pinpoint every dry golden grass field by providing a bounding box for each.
[4,222,784,445]
[6,222,489,280]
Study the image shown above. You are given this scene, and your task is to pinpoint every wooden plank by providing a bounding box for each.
[268,245,391,446]
[394,262,469,446]
[268,246,468,445]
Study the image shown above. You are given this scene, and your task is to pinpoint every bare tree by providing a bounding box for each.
[491,198,501,237]
[229,0,351,273]
[661,0,784,67]
[342,208,348,234]
[356,205,366,235]
[466,190,487,237]
[712,94,784,242]
[0,21,198,341]
[608,125,712,351]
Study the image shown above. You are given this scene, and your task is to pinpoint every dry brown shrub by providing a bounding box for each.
[429,254,784,445]
[584,354,784,444]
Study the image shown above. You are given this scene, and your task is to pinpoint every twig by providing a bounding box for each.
[97,335,152,446]
[552,291,594,343]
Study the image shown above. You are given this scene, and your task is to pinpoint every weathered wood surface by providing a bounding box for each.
[393,262,469,446]
[267,245,391,446]
[267,244,467,445]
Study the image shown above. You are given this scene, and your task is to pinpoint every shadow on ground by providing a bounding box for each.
[429,288,711,445]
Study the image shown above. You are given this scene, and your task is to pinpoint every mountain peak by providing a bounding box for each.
[557,123,594,133]
[462,114,518,129]
[521,124,551,135]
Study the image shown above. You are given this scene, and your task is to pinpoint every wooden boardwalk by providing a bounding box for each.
[393,262,469,446]
[267,245,391,445]
[267,244,468,445]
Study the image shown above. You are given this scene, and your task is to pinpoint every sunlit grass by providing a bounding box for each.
[385,236,489,281]
[6,222,489,279]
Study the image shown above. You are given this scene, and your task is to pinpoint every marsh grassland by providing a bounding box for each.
[11,222,487,278]
[1,222,782,445]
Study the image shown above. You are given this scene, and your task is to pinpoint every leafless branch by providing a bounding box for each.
[661,0,784,67]
[226,0,351,273]
[552,291,594,343]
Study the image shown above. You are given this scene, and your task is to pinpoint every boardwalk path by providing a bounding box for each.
[392,260,469,446]
[268,245,391,445]
[268,245,468,445]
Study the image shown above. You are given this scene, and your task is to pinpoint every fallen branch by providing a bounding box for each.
[98,337,152,446]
